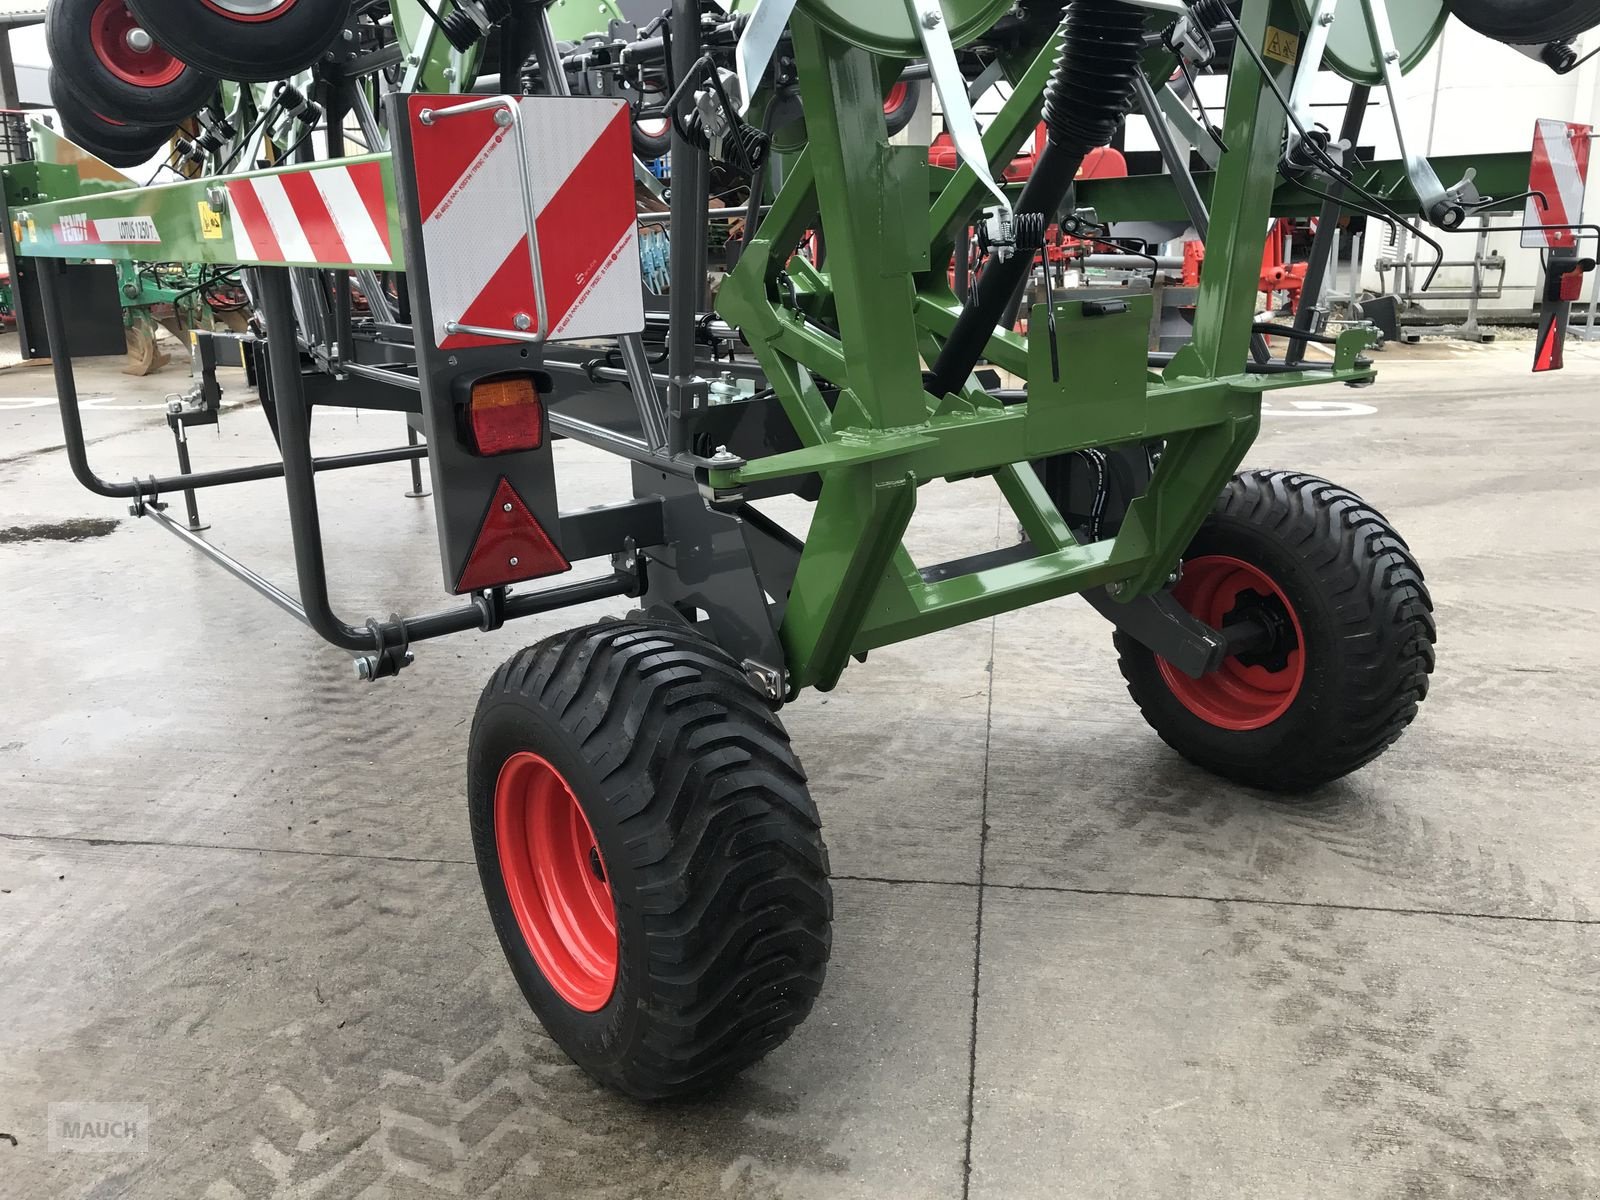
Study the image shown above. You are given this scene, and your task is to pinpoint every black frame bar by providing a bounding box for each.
[37,256,638,660]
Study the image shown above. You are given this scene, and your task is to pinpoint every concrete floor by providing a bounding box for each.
[2,338,1599,1199]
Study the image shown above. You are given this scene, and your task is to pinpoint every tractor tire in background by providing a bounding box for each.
[1116,471,1437,794]
[47,0,218,127]
[124,0,355,82]
[883,79,923,136]
[469,621,833,1100]
[48,68,173,169]
[1446,0,1600,42]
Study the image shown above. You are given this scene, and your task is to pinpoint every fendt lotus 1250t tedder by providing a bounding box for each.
[17,0,1597,1097]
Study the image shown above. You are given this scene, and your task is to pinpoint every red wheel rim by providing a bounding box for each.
[494,752,618,1011]
[89,0,186,88]
[199,0,300,21]
[884,82,909,115]
[1158,555,1306,732]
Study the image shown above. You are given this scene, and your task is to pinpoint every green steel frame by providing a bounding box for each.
[7,0,1534,698]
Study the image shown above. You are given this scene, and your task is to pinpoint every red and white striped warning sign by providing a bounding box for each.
[407,95,644,350]
[1523,119,1592,250]
[228,160,395,268]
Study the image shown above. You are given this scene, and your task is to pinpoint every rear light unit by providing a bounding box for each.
[465,374,545,456]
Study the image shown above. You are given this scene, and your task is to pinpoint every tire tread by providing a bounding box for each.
[1116,470,1437,792]
[471,620,831,1100]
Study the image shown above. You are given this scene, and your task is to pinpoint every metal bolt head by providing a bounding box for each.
[509,557,520,568]
[513,313,532,331]
[1107,582,1126,598]
[503,503,513,513]
[494,108,514,128]
[355,657,374,681]
[922,9,942,28]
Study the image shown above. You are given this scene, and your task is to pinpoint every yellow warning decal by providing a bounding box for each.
[198,200,224,241]
[1264,26,1301,66]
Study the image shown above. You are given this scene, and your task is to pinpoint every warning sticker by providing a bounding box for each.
[91,216,162,245]
[1264,26,1301,66]
[197,201,224,241]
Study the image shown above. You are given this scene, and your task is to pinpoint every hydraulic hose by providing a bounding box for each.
[928,1,1148,398]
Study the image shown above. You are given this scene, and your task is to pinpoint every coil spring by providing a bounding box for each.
[1013,211,1048,253]
[678,109,771,170]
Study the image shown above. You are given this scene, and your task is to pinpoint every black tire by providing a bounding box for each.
[1447,0,1600,42]
[1116,471,1437,794]
[469,620,833,1100]
[884,78,922,137]
[124,0,354,82]
[47,0,218,127]
[631,85,673,160]
[631,114,672,161]
[49,69,173,168]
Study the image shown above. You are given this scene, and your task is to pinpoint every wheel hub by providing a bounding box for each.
[1159,555,1307,732]
[90,0,185,88]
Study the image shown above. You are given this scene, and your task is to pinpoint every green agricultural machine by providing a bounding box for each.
[17,0,1598,1098]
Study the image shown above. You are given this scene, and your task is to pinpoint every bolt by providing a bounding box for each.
[502,503,513,513]
[494,108,513,128]
[1319,10,1335,23]
[354,657,375,681]
[448,356,458,367]
[1107,582,1126,598]
[419,108,435,126]
[922,9,942,29]
[509,557,520,568]
[206,185,229,213]
[1384,50,1399,63]
[126,26,154,53]
[513,313,532,331]
[710,445,739,463]
[443,67,456,82]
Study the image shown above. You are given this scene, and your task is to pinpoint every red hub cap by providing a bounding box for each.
[1158,555,1306,731]
[494,752,618,1011]
[89,0,185,88]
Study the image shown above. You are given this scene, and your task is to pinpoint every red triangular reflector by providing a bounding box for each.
[456,478,571,593]
[1534,314,1565,374]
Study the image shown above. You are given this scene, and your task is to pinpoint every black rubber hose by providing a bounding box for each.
[928,1,1148,397]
